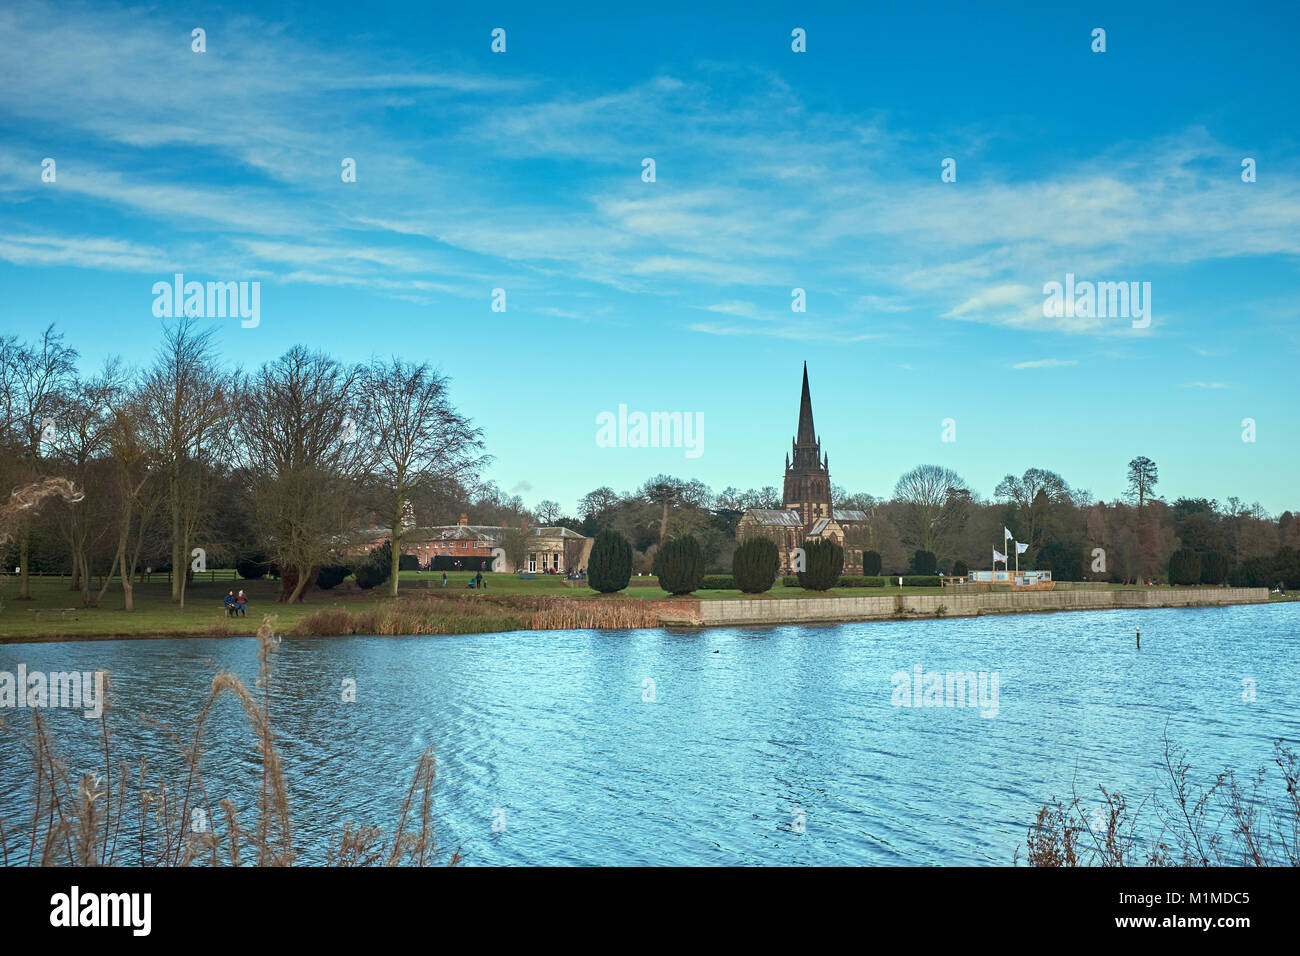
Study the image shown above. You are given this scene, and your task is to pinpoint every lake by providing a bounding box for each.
[2,603,1297,865]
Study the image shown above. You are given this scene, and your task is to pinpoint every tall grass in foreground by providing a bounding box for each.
[291,592,663,637]
[1021,734,1300,866]
[0,615,459,867]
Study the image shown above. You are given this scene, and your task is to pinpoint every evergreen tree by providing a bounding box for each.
[1199,550,1229,586]
[588,530,633,593]
[355,541,393,590]
[654,535,704,595]
[733,537,779,593]
[1168,548,1201,586]
[316,564,352,589]
[1036,540,1083,581]
[797,539,843,591]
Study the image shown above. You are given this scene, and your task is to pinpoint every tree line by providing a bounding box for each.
[5,323,1297,609]
[567,463,1300,588]
[1,321,485,606]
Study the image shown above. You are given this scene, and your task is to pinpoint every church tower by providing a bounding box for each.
[782,362,832,528]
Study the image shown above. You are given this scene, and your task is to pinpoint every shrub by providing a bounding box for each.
[1168,548,1202,586]
[1199,550,1229,586]
[733,538,779,594]
[910,550,938,575]
[588,530,633,593]
[430,554,463,571]
[353,564,381,589]
[399,553,420,572]
[797,539,844,591]
[355,542,393,590]
[837,576,888,588]
[236,554,269,580]
[701,575,734,590]
[316,564,351,590]
[653,535,704,595]
[952,559,969,578]
[861,550,882,576]
[901,576,942,587]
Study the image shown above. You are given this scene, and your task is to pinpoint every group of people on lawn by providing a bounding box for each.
[223,590,248,616]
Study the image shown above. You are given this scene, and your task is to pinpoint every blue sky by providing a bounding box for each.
[2,0,1297,513]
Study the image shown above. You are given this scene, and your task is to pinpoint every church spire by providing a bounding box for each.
[796,361,816,447]
[782,361,831,524]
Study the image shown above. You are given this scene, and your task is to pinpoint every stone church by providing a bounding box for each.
[737,363,869,574]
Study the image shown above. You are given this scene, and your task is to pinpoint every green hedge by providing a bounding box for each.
[901,575,942,587]
[781,575,906,588]
[701,575,734,589]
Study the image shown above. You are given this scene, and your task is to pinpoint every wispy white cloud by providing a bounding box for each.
[1,1,1298,341]
[1012,359,1079,369]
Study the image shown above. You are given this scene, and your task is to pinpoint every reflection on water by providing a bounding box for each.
[1,603,1297,865]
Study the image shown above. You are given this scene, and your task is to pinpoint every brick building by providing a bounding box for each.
[358,514,592,574]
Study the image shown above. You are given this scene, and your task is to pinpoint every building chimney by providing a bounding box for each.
[458,513,468,526]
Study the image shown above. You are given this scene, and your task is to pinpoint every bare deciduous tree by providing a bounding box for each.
[995,467,1071,550]
[99,386,165,611]
[364,358,486,597]
[535,499,562,524]
[236,347,368,603]
[893,464,969,555]
[50,363,122,605]
[138,319,231,607]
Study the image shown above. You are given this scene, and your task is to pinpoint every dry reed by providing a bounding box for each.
[292,592,662,637]
[0,614,457,867]
[1021,733,1300,867]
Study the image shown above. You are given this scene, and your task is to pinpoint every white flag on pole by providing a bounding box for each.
[1004,526,1013,542]
[1015,541,1029,555]
[993,548,1007,564]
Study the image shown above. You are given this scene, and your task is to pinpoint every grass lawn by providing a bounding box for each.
[1,571,1291,642]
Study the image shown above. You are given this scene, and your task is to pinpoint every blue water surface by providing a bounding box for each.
[1,603,1296,865]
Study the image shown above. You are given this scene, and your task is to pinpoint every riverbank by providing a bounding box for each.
[0,572,1287,642]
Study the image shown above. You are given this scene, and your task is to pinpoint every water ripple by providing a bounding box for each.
[1,603,1296,865]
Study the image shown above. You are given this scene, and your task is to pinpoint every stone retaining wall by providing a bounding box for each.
[654,588,1270,627]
